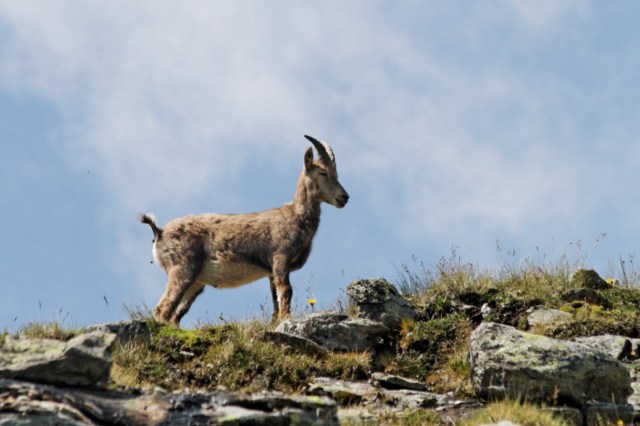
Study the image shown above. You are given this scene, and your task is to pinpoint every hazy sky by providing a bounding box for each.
[2,1,640,329]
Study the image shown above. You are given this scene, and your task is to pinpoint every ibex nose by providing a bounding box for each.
[337,192,350,207]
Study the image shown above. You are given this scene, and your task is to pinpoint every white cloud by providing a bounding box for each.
[3,1,633,317]
[501,0,588,32]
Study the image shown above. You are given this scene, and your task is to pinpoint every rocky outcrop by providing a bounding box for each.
[0,379,338,425]
[469,322,632,408]
[275,312,389,352]
[307,376,480,416]
[3,274,639,425]
[274,279,417,354]
[346,278,418,330]
[562,269,612,308]
[0,331,115,387]
[570,269,610,290]
[85,319,151,346]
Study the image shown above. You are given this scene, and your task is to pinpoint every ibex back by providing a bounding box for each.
[141,135,349,325]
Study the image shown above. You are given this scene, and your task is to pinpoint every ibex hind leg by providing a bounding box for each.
[154,265,201,324]
[170,282,205,324]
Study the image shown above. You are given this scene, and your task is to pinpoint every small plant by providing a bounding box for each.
[123,303,155,322]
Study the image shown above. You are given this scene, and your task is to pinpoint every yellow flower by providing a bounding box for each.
[617,419,624,426]
[308,299,317,306]
[606,278,617,285]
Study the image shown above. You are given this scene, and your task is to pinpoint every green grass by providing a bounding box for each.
[112,320,371,392]
[459,400,572,426]
[373,409,444,426]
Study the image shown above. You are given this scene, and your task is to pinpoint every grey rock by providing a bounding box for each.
[629,338,640,359]
[346,278,418,330]
[526,307,572,328]
[469,322,631,407]
[570,269,610,290]
[275,312,389,352]
[628,380,640,412]
[477,422,522,426]
[307,377,369,405]
[85,319,151,346]
[370,372,428,391]
[0,332,116,386]
[0,397,94,425]
[214,392,338,425]
[575,335,632,360]
[307,377,439,411]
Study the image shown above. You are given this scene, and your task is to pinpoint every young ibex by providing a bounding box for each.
[141,135,349,325]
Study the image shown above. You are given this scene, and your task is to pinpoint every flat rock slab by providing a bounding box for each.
[526,307,572,329]
[276,312,389,352]
[0,331,115,387]
[370,372,428,391]
[0,379,338,426]
[307,376,479,414]
[469,322,631,407]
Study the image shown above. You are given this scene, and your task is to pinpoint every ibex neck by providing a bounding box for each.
[292,172,321,228]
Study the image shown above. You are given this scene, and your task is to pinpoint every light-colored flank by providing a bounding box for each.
[141,135,349,325]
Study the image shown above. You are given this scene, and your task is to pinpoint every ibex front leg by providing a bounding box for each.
[271,254,292,321]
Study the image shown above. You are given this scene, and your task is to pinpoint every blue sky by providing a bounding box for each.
[2,1,640,329]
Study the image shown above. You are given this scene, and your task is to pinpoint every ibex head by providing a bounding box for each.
[304,135,350,208]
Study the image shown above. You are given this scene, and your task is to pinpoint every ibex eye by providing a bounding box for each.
[319,171,328,177]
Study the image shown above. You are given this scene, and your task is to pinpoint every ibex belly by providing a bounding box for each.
[197,260,271,289]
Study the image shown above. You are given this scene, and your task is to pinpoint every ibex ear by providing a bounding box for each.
[304,147,314,171]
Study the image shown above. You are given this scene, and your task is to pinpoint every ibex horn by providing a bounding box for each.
[304,135,336,165]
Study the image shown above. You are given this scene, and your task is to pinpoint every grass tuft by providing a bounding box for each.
[18,321,80,341]
[459,399,572,426]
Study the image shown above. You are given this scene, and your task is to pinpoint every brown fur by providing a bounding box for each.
[141,136,349,325]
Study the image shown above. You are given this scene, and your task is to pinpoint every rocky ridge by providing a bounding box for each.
[1,273,640,425]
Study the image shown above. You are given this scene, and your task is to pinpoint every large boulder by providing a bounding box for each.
[346,278,418,330]
[469,322,631,407]
[0,331,116,387]
[275,312,389,352]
